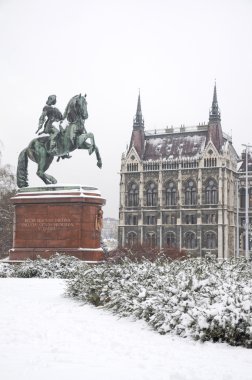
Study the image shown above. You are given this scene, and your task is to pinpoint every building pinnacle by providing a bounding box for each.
[133,90,144,129]
[209,81,221,120]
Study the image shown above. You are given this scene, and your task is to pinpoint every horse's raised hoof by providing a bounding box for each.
[57,153,72,161]
[63,154,72,159]
[97,161,102,169]
[88,147,95,155]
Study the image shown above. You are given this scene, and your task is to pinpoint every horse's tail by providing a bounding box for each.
[17,148,28,188]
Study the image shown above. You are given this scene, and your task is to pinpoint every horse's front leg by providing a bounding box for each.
[78,133,95,155]
[94,146,102,168]
[82,141,102,169]
[87,133,95,155]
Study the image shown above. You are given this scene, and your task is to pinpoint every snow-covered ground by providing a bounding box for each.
[0,279,251,380]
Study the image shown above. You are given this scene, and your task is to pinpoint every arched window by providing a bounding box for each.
[166,232,176,248]
[185,232,197,249]
[249,188,252,208]
[185,180,197,205]
[147,183,157,206]
[146,215,156,225]
[165,182,177,206]
[146,232,156,248]
[241,231,252,251]
[127,215,138,225]
[205,232,217,249]
[240,188,245,208]
[128,183,139,207]
[127,232,137,247]
[185,214,197,224]
[205,179,218,204]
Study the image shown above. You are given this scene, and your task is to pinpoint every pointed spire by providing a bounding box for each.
[133,90,144,129]
[209,81,221,121]
[136,90,142,115]
[129,91,145,158]
[208,81,223,152]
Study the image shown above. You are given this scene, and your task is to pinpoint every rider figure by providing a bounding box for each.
[36,95,63,154]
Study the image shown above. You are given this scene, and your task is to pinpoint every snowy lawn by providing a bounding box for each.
[0,278,252,380]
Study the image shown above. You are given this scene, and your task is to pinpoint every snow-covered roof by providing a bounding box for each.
[143,130,207,160]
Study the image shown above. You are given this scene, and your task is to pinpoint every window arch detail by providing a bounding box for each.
[146,182,157,206]
[128,182,139,207]
[166,232,176,248]
[204,179,218,204]
[184,231,197,249]
[165,181,177,206]
[146,232,156,248]
[204,231,217,249]
[185,180,197,205]
[127,232,137,247]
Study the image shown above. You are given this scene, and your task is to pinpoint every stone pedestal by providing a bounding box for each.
[9,184,106,261]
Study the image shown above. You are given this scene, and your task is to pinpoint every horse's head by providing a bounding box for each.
[64,94,88,123]
[76,94,88,120]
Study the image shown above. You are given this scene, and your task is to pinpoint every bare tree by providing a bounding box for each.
[0,151,16,258]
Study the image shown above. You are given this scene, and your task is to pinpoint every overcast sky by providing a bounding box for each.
[0,0,252,218]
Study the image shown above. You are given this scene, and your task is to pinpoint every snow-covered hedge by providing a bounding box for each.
[0,254,88,279]
[102,238,118,252]
[107,246,186,263]
[66,256,252,348]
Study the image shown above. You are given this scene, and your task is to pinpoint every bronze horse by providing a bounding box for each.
[16,94,102,188]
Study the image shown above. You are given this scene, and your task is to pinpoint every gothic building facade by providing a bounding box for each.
[118,85,241,258]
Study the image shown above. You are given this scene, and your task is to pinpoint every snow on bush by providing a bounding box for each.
[66,256,252,348]
[107,246,186,263]
[102,238,118,252]
[0,254,88,279]
[0,262,14,277]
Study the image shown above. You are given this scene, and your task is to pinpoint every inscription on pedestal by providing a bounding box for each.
[21,218,75,232]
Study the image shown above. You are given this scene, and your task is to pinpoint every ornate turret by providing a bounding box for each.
[129,92,145,158]
[207,82,223,152]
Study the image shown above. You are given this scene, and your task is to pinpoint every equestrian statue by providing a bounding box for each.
[16,94,102,188]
